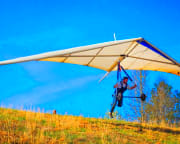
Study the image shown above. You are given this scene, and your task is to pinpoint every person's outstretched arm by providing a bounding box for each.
[127,84,137,90]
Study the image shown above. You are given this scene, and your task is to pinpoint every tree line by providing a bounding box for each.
[132,71,180,126]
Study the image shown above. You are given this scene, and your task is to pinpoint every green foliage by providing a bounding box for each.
[18,116,26,121]
[40,119,46,125]
[44,130,62,139]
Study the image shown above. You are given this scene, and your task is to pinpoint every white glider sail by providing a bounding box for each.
[0,37,180,76]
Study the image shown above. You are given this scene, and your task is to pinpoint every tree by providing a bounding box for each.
[173,90,180,126]
[128,70,148,122]
[145,80,180,126]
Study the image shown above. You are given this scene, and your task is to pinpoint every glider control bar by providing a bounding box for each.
[124,93,147,101]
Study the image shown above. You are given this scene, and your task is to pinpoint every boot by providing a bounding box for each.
[109,112,113,118]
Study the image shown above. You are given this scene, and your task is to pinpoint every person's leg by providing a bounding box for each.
[110,96,117,118]
[118,93,123,107]
[110,100,117,113]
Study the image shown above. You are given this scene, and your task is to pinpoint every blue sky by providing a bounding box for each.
[0,0,180,118]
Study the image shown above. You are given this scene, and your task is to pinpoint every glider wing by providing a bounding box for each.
[0,37,179,76]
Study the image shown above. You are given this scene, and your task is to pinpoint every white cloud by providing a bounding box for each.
[5,74,101,105]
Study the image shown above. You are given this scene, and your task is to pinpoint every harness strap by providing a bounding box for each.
[120,65,133,82]
[115,61,122,96]
[117,61,121,82]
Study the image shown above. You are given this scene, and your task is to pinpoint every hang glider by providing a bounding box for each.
[0,37,180,76]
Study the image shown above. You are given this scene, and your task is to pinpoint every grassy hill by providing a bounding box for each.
[0,108,179,144]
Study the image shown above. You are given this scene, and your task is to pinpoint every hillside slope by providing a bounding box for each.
[0,108,179,144]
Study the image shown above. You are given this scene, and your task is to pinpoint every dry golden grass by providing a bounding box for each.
[0,108,179,144]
